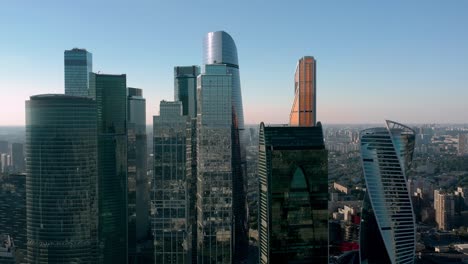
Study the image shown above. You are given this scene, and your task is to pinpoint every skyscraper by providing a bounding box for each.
[11,143,24,172]
[64,48,93,97]
[186,117,198,263]
[258,123,328,264]
[127,87,149,263]
[174,66,200,118]
[203,31,248,262]
[359,120,416,264]
[25,94,98,263]
[153,101,188,263]
[197,64,233,264]
[289,56,316,127]
[90,73,128,264]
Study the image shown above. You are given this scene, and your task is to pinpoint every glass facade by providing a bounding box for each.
[203,31,248,262]
[174,66,200,118]
[359,120,416,264]
[11,143,25,172]
[289,56,316,127]
[258,123,329,264]
[197,64,233,264]
[127,88,149,263]
[64,48,92,97]
[153,101,188,263]
[90,74,128,264]
[25,94,98,263]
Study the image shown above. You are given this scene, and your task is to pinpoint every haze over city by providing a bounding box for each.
[1,0,468,126]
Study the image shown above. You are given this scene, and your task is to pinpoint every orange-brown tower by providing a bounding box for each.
[289,56,316,127]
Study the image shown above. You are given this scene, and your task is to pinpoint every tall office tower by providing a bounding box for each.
[25,94,98,263]
[359,120,416,264]
[90,73,128,264]
[197,64,233,264]
[64,48,93,96]
[174,66,200,118]
[203,30,248,263]
[127,87,149,263]
[258,123,328,264]
[434,190,455,230]
[0,173,26,259]
[11,143,24,172]
[186,117,198,263]
[153,101,188,263]
[289,56,317,127]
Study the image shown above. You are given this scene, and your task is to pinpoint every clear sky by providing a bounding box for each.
[1,0,467,126]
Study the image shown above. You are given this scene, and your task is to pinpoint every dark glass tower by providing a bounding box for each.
[64,48,92,97]
[203,31,248,263]
[153,101,188,263]
[11,143,25,172]
[359,120,416,264]
[127,88,149,263]
[197,64,233,264]
[25,94,98,263]
[258,123,329,264]
[90,74,128,264]
[174,66,200,118]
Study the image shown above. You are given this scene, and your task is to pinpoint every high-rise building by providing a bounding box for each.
[186,117,198,263]
[359,120,416,264]
[258,123,328,264]
[11,143,24,172]
[127,87,150,263]
[289,56,316,127]
[197,64,233,263]
[90,73,128,264]
[0,154,9,173]
[152,101,188,263]
[458,133,467,155]
[203,31,248,263]
[434,190,455,231]
[64,48,93,97]
[25,94,98,263]
[174,66,200,118]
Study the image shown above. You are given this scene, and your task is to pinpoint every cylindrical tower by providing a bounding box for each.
[26,94,98,263]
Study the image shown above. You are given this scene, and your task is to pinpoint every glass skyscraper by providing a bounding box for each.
[153,101,188,263]
[25,94,98,263]
[11,142,24,172]
[359,120,416,264]
[197,64,233,264]
[127,88,149,263]
[289,56,316,127]
[90,73,128,264]
[203,31,248,263]
[258,123,329,264]
[64,48,92,97]
[174,66,200,118]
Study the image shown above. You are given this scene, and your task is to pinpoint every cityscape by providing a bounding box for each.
[1,1,468,264]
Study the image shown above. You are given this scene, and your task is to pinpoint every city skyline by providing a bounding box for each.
[1,1,468,126]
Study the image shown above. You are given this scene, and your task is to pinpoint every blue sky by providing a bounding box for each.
[1,0,467,125]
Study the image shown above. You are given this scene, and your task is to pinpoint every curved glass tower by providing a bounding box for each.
[203,31,248,262]
[359,120,416,264]
[25,94,98,263]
